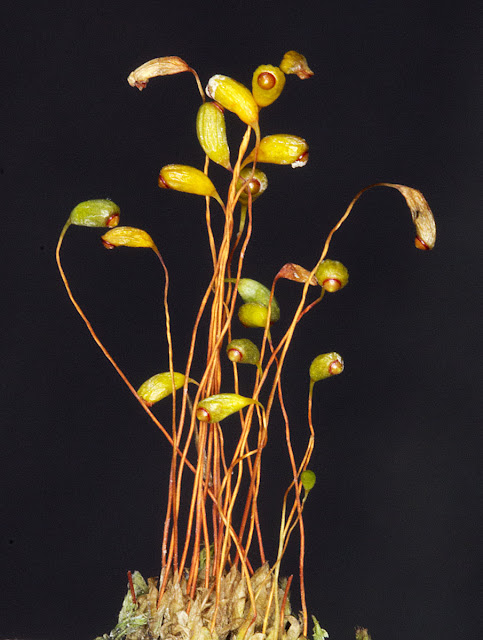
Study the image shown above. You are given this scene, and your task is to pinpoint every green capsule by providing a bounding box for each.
[301,469,316,492]
[238,302,276,328]
[235,167,268,205]
[196,393,261,423]
[251,64,286,108]
[309,352,344,382]
[196,102,231,170]
[226,338,260,365]
[137,372,187,406]
[236,278,280,321]
[315,259,349,292]
[68,199,120,228]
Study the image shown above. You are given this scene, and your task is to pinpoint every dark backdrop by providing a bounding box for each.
[2,1,480,639]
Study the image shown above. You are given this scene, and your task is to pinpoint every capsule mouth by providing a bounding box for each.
[107,213,120,228]
[158,174,170,189]
[101,239,116,250]
[291,151,309,168]
[414,236,430,250]
[227,348,243,363]
[322,277,342,292]
[328,359,344,375]
[196,407,211,422]
[257,71,277,90]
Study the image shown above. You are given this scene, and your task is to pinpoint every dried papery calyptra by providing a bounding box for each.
[196,393,261,423]
[235,167,268,205]
[101,226,156,250]
[314,260,349,292]
[243,134,309,168]
[196,102,231,170]
[226,338,261,365]
[251,64,286,107]
[309,352,344,382]
[68,199,120,228]
[277,263,319,285]
[384,183,436,250]
[279,51,314,79]
[127,56,191,90]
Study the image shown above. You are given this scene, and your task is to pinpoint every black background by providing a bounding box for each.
[2,1,481,639]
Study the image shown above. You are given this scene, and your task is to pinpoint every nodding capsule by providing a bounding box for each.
[196,407,211,422]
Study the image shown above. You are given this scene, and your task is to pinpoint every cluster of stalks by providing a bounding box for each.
[56,51,436,640]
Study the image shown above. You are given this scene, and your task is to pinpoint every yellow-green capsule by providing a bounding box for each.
[251,64,286,108]
[235,167,268,205]
[101,226,156,250]
[68,199,120,228]
[243,134,309,168]
[196,393,260,423]
[236,278,280,321]
[279,51,314,79]
[309,352,344,382]
[205,75,260,130]
[315,259,349,292]
[238,302,273,328]
[226,338,260,365]
[196,102,231,170]
[301,469,316,492]
[137,372,187,406]
[158,164,224,207]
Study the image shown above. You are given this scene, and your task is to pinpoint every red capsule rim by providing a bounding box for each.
[196,407,211,422]
[257,71,277,90]
[322,277,342,292]
[415,236,430,250]
[107,213,120,228]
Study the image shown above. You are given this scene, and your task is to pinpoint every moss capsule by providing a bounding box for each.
[251,64,286,107]
[101,226,156,250]
[137,372,187,406]
[309,352,344,382]
[158,164,224,207]
[205,75,260,130]
[315,259,349,292]
[235,167,268,205]
[68,199,120,228]
[301,469,316,492]
[243,134,309,168]
[279,51,314,79]
[196,393,261,423]
[236,278,280,321]
[196,102,231,170]
[226,338,260,365]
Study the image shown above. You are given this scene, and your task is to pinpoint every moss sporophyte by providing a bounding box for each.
[56,51,436,640]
